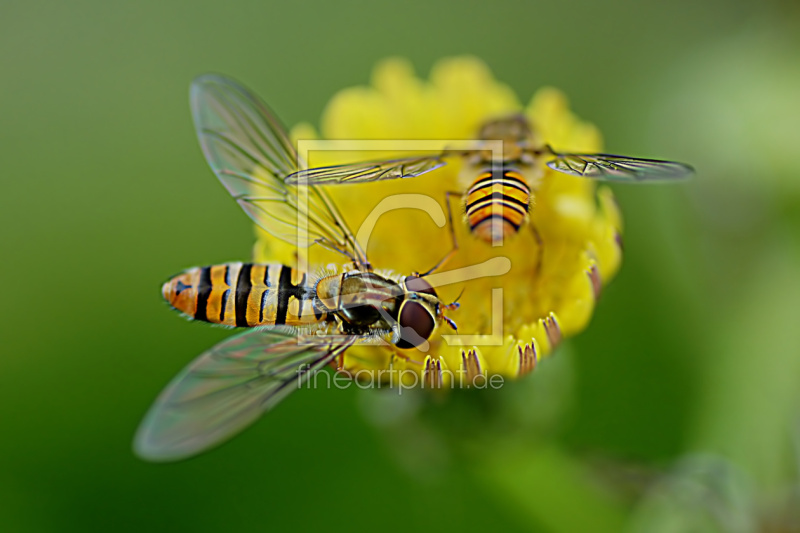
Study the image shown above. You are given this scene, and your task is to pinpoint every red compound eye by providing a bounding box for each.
[395,300,435,350]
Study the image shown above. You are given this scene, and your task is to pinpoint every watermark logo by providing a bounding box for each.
[297,364,505,392]
[293,138,511,348]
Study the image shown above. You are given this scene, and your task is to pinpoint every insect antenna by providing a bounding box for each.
[444,288,464,311]
[439,288,463,331]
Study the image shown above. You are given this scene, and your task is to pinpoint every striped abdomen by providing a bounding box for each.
[162,262,326,327]
[465,168,530,243]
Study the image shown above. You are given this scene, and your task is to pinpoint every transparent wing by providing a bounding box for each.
[546,152,694,182]
[191,74,367,265]
[285,155,447,185]
[134,328,356,462]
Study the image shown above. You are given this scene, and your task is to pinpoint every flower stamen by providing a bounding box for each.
[517,342,538,377]
[543,314,563,351]
[587,263,603,300]
[423,356,443,389]
[461,349,484,384]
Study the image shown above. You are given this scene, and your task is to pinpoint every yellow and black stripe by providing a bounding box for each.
[465,168,530,241]
[162,262,326,327]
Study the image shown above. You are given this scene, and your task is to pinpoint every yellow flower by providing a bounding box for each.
[254,56,623,386]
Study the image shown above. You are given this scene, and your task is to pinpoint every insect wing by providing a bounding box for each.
[191,75,366,264]
[285,155,447,185]
[134,328,356,462]
[547,153,694,182]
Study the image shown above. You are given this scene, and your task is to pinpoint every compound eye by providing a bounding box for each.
[404,275,437,297]
[395,300,435,350]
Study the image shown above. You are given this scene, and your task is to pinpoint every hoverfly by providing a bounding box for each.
[134,75,475,462]
[160,261,452,350]
[285,113,694,269]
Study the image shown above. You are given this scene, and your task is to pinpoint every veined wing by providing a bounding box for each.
[285,155,447,185]
[134,328,356,462]
[546,153,694,182]
[191,75,367,265]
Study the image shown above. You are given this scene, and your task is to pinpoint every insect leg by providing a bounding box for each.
[419,191,462,277]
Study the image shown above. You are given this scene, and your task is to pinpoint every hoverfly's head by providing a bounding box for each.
[391,275,459,350]
[478,113,532,143]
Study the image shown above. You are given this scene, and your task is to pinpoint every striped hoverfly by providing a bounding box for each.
[133,75,495,462]
[286,113,694,270]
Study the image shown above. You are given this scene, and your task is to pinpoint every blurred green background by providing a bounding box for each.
[3,0,799,531]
